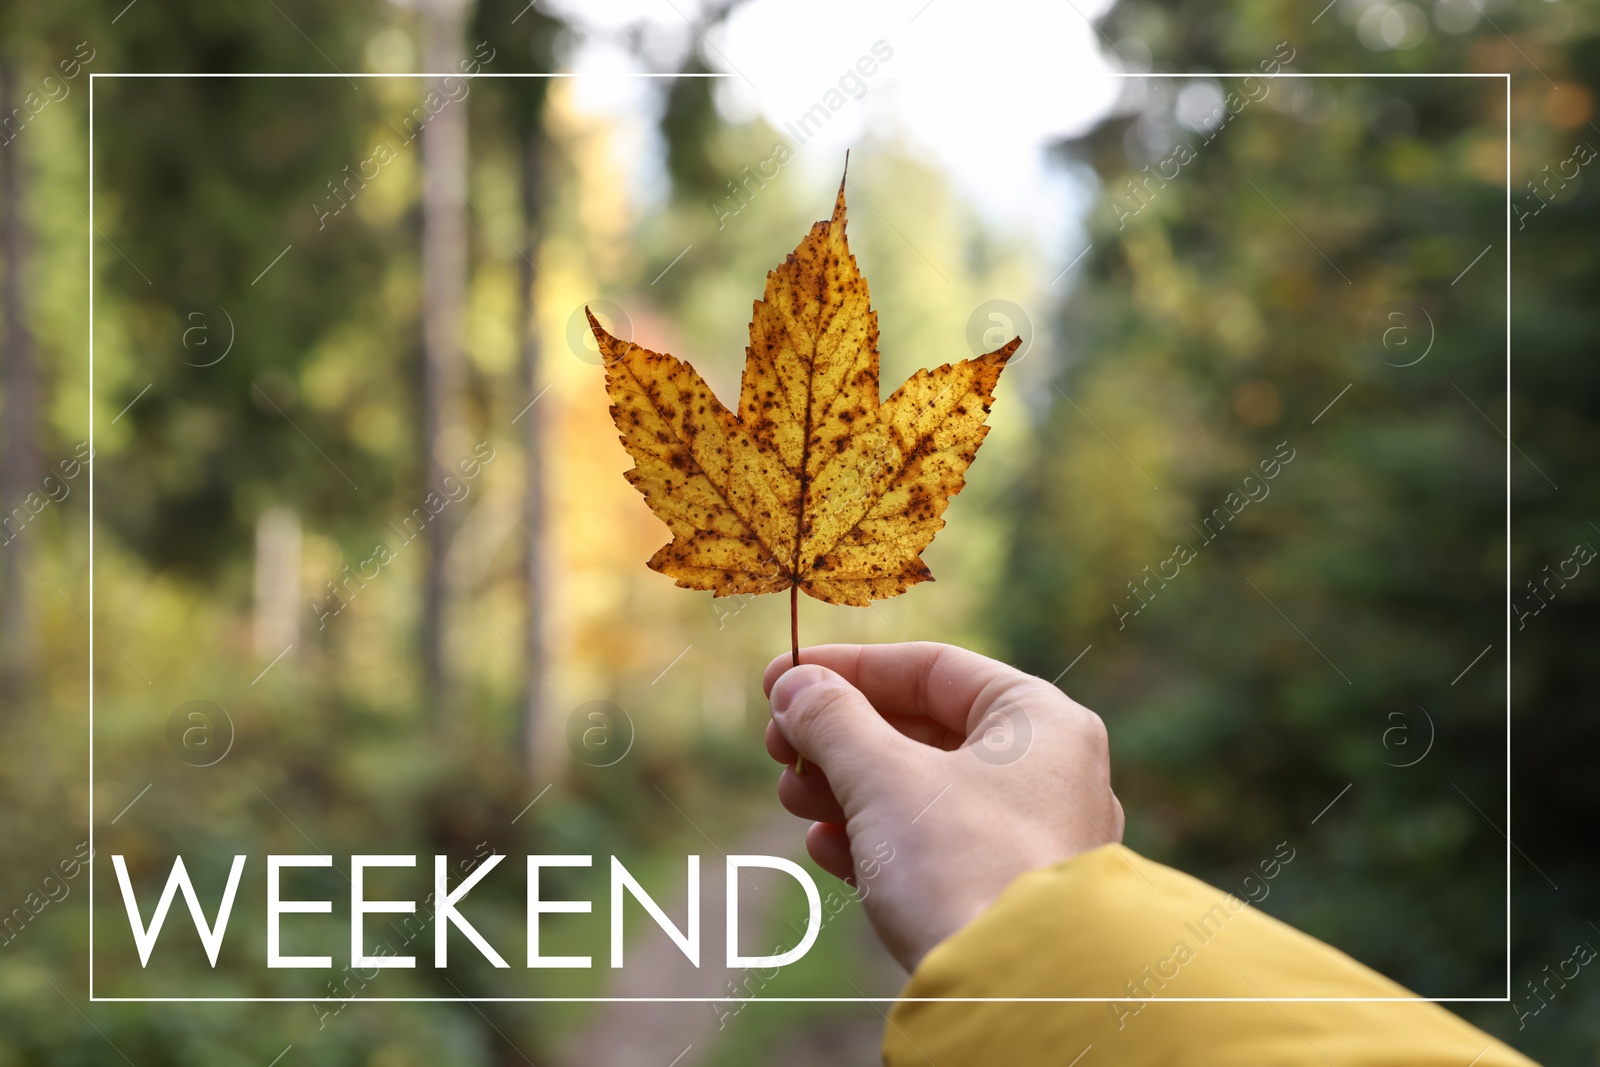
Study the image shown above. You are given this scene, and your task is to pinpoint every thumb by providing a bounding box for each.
[769,665,917,812]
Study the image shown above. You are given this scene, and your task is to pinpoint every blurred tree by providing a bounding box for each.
[471,0,562,771]
[92,1,406,580]
[656,1,752,207]
[419,0,472,704]
[1000,2,1598,1058]
[0,51,40,701]
[660,51,725,202]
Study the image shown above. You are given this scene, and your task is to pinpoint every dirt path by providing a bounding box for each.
[557,810,804,1067]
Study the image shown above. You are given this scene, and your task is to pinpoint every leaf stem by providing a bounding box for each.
[791,583,806,775]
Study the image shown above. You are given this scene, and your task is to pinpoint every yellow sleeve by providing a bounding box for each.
[885,844,1538,1066]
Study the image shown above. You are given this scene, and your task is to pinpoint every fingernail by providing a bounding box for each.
[771,666,826,714]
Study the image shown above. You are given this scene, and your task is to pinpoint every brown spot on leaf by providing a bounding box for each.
[596,162,1011,608]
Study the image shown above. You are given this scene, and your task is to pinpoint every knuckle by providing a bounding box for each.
[1041,689,1110,758]
[1078,708,1110,751]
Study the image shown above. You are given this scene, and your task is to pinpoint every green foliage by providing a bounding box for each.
[996,3,1599,1059]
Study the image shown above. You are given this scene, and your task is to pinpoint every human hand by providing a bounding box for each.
[763,642,1123,972]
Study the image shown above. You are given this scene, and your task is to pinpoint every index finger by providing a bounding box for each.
[762,642,1051,736]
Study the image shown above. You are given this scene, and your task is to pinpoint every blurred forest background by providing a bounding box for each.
[0,0,1595,1063]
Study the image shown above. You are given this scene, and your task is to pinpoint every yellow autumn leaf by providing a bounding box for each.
[588,166,1017,615]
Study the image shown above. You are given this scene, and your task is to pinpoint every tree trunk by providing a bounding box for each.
[517,124,548,774]
[0,55,38,704]
[419,0,470,707]
[252,506,302,661]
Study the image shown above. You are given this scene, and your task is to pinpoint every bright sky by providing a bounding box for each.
[546,0,1127,269]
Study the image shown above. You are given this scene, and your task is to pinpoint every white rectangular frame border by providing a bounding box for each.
[87,70,1510,1004]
